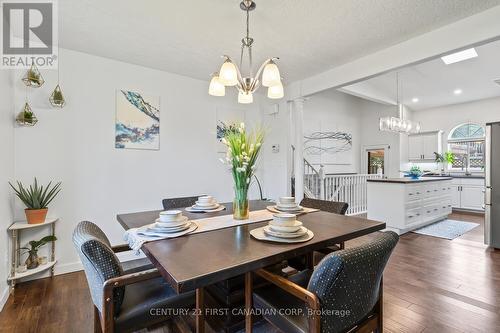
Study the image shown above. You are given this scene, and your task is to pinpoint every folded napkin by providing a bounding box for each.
[124,222,198,254]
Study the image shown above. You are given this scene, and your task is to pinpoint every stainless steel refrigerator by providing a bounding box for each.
[485,122,500,248]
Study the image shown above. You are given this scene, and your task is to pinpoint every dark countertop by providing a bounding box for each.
[424,174,485,179]
[367,177,453,184]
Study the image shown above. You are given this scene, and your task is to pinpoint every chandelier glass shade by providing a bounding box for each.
[209,1,283,103]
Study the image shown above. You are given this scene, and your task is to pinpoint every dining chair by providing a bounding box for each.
[288,198,349,271]
[73,221,195,333]
[250,231,399,333]
[162,195,205,210]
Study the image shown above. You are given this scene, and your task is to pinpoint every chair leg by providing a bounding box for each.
[376,277,384,332]
[93,306,102,333]
[339,242,345,250]
[245,271,253,333]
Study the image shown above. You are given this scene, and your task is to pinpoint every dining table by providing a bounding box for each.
[117,199,386,333]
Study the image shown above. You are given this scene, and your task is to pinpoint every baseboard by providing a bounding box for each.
[0,285,9,312]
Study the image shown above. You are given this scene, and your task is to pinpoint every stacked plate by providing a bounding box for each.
[188,196,221,212]
[147,210,192,233]
[250,213,313,243]
[274,197,304,213]
[263,213,309,239]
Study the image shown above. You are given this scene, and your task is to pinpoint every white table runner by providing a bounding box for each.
[124,209,275,253]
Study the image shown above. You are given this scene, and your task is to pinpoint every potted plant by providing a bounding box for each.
[408,166,423,179]
[221,122,264,220]
[21,236,57,269]
[444,151,455,169]
[9,178,62,224]
[434,152,445,174]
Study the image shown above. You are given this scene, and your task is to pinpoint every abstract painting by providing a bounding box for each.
[115,90,160,150]
[304,131,352,155]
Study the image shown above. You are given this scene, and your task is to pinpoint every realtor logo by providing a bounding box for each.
[1,0,58,68]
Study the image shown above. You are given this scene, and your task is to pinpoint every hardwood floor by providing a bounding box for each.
[1,212,499,333]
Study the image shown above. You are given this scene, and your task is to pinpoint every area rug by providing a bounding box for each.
[412,219,479,240]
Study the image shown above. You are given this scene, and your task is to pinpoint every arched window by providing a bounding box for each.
[448,123,485,170]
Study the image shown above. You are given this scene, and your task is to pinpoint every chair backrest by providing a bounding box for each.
[307,231,399,333]
[300,198,348,215]
[162,195,205,210]
[72,221,124,315]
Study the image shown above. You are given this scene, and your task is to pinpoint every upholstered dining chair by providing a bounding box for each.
[162,195,205,210]
[250,231,399,333]
[288,198,349,271]
[73,221,195,333]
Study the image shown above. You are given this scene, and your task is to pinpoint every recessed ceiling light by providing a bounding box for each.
[412,97,419,103]
[441,48,478,65]
[454,89,463,95]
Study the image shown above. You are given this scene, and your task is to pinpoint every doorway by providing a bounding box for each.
[367,149,385,175]
[362,144,390,175]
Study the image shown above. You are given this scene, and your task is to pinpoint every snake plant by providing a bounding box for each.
[9,178,62,209]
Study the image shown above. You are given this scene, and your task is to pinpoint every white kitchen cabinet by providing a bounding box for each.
[461,186,484,210]
[367,178,452,234]
[408,131,442,161]
[408,135,424,160]
[451,184,461,207]
[451,178,485,211]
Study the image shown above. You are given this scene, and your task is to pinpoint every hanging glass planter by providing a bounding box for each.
[22,64,45,88]
[16,102,38,127]
[49,84,66,107]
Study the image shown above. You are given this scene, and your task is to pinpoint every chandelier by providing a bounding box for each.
[208,0,283,103]
[379,72,421,134]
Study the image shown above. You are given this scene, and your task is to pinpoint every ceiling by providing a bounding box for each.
[341,39,500,110]
[58,0,500,83]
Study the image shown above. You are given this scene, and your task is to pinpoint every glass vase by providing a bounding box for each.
[233,188,249,220]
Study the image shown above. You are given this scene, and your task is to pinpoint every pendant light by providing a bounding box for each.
[209,0,284,103]
[379,72,421,134]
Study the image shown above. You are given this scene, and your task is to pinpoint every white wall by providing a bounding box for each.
[411,96,500,171]
[304,90,362,174]
[0,71,14,309]
[299,89,409,178]
[11,48,273,276]
[358,99,407,177]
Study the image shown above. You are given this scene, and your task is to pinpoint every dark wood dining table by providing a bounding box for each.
[117,200,385,333]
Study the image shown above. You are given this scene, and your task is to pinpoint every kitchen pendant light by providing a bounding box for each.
[379,72,421,134]
[209,0,284,103]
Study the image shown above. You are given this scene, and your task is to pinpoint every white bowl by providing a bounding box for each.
[198,196,214,204]
[272,213,297,226]
[279,196,296,204]
[159,210,183,222]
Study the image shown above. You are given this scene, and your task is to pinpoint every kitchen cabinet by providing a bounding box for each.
[408,131,442,161]
[367,178,452,234]
[451,178,485,211]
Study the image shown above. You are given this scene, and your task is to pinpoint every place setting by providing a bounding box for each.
[250,213,314,243]
[185,195,226,213]
[124,210,198,252]
[267,196,317,214]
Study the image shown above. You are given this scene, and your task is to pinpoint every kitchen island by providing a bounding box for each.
[367,177,453,234]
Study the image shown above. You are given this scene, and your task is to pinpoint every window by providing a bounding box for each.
[448,123,485,171]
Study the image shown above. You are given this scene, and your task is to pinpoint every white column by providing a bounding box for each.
[293,98,306,202]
